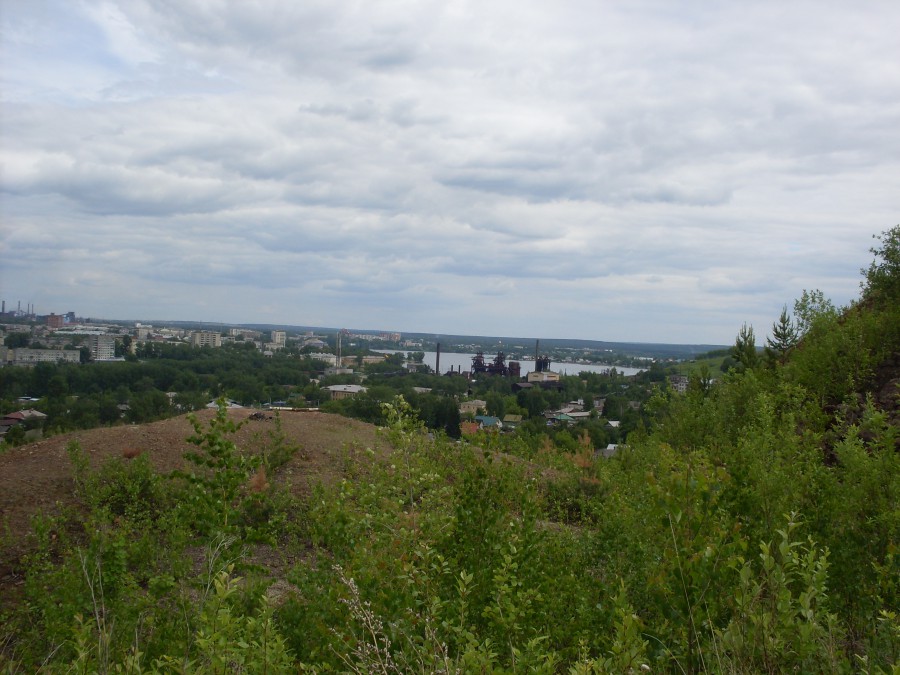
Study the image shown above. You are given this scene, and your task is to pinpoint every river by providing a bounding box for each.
[374,350,643,377]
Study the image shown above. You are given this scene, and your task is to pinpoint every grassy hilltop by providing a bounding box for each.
[1,228,898,673]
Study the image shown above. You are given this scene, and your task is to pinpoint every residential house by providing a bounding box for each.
[670,375,690,394]
[596,444,619,459]
[474,415,502,430]
[459,399,487,416]
[502,414,523,430]
[546,413,576,426]
[206,399,244,408]
[460,421,480,437]
[0,409,47,442]
[326,384,367,400]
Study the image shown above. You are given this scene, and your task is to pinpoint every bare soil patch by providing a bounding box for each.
[0,409,387,601]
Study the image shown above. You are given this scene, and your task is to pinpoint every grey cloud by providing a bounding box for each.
[436,169,584,202]
[626,184,733,207]
[361,46,418,71]
[2,0,898,343]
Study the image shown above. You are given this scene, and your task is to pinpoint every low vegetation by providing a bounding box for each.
[1,227,898,672]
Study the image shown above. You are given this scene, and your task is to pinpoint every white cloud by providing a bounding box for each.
[1,0,898,344]
[82,1,161,66]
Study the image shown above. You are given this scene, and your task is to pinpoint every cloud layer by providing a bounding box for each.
[2,0,898,344]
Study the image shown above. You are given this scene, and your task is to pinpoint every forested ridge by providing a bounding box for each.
[0,228,898,673]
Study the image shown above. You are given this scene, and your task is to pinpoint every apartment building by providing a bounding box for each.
[87,334,117,360]
[191,331,223,348]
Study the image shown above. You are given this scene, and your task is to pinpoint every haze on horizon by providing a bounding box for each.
[2,1,898,345]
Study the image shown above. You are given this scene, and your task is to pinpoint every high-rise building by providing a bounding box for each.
[87,334,117,360]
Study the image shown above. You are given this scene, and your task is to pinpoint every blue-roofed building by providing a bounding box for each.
[474,415,502,430]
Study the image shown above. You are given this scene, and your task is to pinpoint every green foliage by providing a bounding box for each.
[1,423,27,447]
[3,332,30,348]
[766,305,800,366]
[4,228,900,673]
[794,288,837,336]
[731,322,759,372]
[717,515,846,673]
[86,453,167,524]
[862,225,900,306]
[569,585,649,673]
[785,296,897,406]
[66,439,91,496]
[259,411,300,471]
[172,401,261,535]
[176,566,294,673]
[643,458,745,672]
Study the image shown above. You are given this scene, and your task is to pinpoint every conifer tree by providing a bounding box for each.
[731,323,759,371]
[765,306,799,365]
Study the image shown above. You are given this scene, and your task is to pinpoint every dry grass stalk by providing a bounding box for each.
[248,466,269,493]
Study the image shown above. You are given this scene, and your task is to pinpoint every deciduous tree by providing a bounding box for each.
[862,224,900,305]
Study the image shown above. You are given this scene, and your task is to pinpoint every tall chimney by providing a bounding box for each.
[435,342,441,375]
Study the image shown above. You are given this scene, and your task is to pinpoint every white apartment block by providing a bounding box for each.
[0,347,81,365]
[191,331,223,348]
[308,352,337,365]
[87,334,117,360]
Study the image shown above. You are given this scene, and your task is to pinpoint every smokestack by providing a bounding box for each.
[535,339,540,369]
[1,301,4,314]
[435,342,441,375]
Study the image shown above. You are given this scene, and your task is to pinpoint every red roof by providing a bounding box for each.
[460,421,480,436]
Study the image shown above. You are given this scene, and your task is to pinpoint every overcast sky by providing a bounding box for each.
[2,1,898,345]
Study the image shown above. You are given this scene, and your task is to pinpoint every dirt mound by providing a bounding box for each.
[0,408,387,563]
